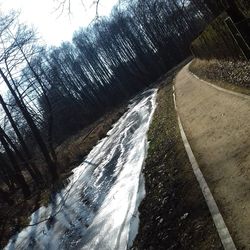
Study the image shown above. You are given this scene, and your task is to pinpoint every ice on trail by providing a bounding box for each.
[5,89,157,250]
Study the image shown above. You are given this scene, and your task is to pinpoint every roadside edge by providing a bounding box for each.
[173,82,236,250]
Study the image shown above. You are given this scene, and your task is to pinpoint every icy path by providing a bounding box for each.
[5,89,157,250]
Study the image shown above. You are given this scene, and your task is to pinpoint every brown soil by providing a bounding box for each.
[175,64,250,249]
[132,75,222,249]
[189,59,250,95]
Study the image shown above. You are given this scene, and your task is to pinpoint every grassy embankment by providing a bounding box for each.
[189,59,250,95]
[132,75,223,249]
[190,8,250,95]
[0,104,127,248]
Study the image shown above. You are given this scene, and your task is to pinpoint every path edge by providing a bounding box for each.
[172,81,237,250]
[187,63,250,100]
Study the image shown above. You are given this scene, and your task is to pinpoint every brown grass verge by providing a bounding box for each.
[189,59,250,95]
[131,75,223,249]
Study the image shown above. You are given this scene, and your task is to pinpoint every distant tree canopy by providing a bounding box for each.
[203,0,250,20]
[0,0,218,202]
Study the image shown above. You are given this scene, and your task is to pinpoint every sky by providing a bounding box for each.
[0,0,119,46]
[0,0,119,96]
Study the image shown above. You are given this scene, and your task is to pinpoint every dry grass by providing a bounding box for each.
[132,75,222,249]
[190,59,250,95]
[56,105,127,173]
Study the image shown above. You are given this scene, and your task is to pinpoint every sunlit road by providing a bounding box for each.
[175,64,250,249]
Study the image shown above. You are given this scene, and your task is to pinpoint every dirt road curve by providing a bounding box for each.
[175,64,250,249]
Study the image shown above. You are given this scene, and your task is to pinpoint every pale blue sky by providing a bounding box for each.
[0,0,119,95]
[0,0,119,45]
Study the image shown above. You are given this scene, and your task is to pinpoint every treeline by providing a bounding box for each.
[0,0,217,203]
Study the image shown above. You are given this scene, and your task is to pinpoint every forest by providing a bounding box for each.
[0,0,223,206]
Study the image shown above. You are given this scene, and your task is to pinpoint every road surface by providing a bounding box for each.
[175,64,250,249]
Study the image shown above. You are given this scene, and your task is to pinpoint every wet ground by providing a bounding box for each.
[5,89,157,250]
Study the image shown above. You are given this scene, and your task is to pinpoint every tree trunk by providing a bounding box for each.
[0,68,58,182]
[0,188,14,205]
[223,0,246,22]
[0,134,30,197]
[0,126,43,184]
[0,95,44,182]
